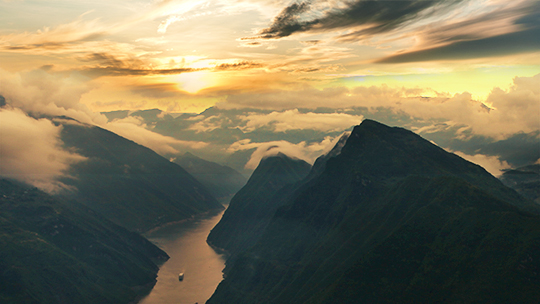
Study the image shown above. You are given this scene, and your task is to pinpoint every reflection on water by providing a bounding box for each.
[140,210,226,304]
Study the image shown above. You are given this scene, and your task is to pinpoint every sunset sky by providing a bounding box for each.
[1,0,539,190]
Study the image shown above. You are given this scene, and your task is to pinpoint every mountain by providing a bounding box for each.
[207,153,311,256]
[174,152,247,201]
[0,179,168,304]
[500,164,540,203]
[307,131,350,180]
[207,119,540,304]
[57,119,223,232]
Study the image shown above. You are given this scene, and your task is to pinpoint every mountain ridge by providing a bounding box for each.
[174,152,247,201]
[0,178,168,304]
[207,153,311,257]
[56,120,223,232]
[207,119,540,304]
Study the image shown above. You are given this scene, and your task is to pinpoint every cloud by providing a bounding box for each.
[128,82,189,99]
[76,52,207,77]
[248,0,465,40]
[240,109,363,132]
[105,116,208,154]
[373,0,540,62]
[239,41,263,48]
[158,15,181,34]
[0,16,107,52]
[0,0,220,53]
[220,73,540,139]
[0,68,207,157]
[376,27,540,63]
[473,131,540,168]
[0,108,86,193]
[0,68,107,125]
[214,61,264,71]
[247,0,540,63]
[452,151,510,177]
[82,66,202,77]
[227,134,343,169]
[188,115,228,133]
[78,53,265,77]
[401,1,532,48]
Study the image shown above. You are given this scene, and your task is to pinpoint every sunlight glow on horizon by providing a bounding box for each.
[1,0,539,117]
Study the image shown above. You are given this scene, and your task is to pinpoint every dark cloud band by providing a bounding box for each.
[376,27,540,63]
[249,0,464,40]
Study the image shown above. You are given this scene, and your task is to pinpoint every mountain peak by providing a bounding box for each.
[207,147,312,255]
[262,151,293,161]
[256,153,311,177]
[183,151,198,158]
[359,118,387,127]
[330,120,534,212]
[207,119,540,304]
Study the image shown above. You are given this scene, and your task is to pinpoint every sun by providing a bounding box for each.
[174,71,215,94]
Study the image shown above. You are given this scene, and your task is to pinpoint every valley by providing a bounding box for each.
[2,1,540,301]
[140,209,226,304]
[1,107,538,303]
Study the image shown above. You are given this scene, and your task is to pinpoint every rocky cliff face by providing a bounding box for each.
[208,120,540,304]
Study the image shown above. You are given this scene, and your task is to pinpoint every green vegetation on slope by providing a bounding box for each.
[207,153,311,256]
[208,120,540,304]
[0,179,168,304]
[58,121,223,232]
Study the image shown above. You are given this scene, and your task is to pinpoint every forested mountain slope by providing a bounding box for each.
[0,179,168,304]
[208,120,540,304]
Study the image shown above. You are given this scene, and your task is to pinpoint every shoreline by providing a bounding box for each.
[143,207,225,236]
[137,205,229,304]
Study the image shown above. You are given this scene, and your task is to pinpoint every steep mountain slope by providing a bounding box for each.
[58,120,223,232]
[0,179,168,304]
[307,131,350,180]
[208,120,540,304]
[500,164,540,203]
[207,153,311,256]
[174,152,247,201]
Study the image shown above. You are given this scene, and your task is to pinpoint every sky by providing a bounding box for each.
[0,0,539,191]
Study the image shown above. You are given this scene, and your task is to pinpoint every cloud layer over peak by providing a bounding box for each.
[0,108,86,193]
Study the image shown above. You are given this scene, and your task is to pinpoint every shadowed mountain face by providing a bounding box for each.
[207,153,311,256]
[174,152,247,201]
[58,122,223,232]
[500,164,540,204]
[0,179,168,304]
[207,120,540,304]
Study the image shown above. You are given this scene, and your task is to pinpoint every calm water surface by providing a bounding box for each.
[140,210,226,304]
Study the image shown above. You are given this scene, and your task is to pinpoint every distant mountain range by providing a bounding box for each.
[57,119,224,233]
[0,179,167,304]
[174,152,247,202]
[208,120,540,304]
[500,164,540,204]
[207,152,311,256]
[101,107,540,174]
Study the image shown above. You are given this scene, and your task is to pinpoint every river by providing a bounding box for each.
[139,210,226,304]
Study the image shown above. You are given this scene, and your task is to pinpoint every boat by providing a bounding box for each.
[178,273,184,281]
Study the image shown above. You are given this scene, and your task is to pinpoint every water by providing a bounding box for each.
[140,210,226,304]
